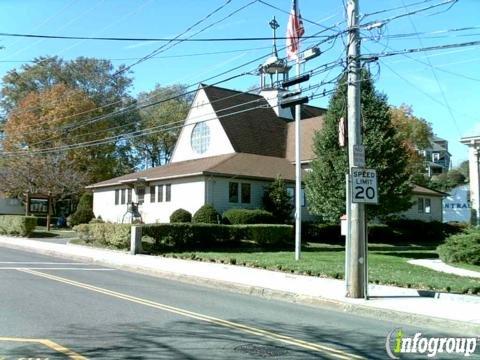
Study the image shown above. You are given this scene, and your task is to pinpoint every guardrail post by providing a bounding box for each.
[130,225,142,255]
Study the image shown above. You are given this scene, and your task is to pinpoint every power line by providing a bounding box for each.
[361,0,458,30]
[114,0,254,76]
[3,26,346,134]
[362,40,480,60]
[361,0,437,18]
[0,32,340,42]
[399,0,461,136]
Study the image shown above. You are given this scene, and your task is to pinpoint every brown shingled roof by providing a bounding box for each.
[203,85,288,158]
[412,184,448,197]
[87,153,300,189]
[285,116,325,163]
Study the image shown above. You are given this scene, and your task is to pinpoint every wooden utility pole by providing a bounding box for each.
[346,0,366,298]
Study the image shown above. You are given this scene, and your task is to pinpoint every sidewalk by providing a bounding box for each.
[0,235,479,335]
[408,259,480,279]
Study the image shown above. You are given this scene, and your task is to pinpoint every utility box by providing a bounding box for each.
[340,214,348,236]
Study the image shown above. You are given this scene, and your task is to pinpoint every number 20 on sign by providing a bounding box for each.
[351,168,378,204]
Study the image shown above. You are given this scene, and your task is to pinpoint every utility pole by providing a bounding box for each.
[346,0,366,298]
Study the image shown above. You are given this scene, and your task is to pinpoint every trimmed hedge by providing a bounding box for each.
[223,209,276,224]
[144,223,293,250]
[170,208,192,223]
[303,220,463,245]
[437,228,480,265]
[193,204,220,224]
[0,215,37,237]
[73,223,131,249]
[74,222,293,251]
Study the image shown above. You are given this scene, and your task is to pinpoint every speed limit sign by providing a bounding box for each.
[351,168,378,204]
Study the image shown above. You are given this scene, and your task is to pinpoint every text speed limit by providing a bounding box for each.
[351,168,378,204]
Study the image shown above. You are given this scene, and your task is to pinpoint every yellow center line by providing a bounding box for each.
[17,268,364,360]
[0,336,87,360]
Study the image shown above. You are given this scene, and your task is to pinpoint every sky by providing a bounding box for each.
[0,0,478,166]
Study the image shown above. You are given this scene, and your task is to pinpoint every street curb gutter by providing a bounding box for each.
[1,238,479,336]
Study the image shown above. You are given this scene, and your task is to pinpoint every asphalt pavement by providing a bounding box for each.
[0,247,476,359]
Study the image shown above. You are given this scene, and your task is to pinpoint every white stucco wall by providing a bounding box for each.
[399,195,443,222]
[443,184,470,223]
[92,176,206,224]
[93,187,131,223]
[170,88,235,163]
[139,177,205,224]
[206,176,316,221]
[0,197,24,215]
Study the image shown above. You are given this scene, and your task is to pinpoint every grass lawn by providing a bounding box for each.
[447,262,480,274]
[160,243,480,295]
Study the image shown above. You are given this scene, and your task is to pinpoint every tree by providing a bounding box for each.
[305,71,413,223]
[1,56,132,112]
[390,104,433,178]
[0,153,88,199]
[132,84,191,168]
[0,56,137,180]
[429,169,466,192]
[262,177,294,224]
[458,160,469,181]
[2,83,128,184]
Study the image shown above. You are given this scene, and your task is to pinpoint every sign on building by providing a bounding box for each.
[351,168,378,204]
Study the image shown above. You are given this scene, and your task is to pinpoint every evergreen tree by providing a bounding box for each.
[305,71,412,223]
[263,177,294,224]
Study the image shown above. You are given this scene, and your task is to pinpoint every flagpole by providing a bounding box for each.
[294,57,302,261]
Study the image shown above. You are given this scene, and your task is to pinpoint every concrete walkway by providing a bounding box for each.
[0,235,479,334]
[408,258,480,279]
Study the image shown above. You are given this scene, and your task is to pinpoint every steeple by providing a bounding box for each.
[259,17,292,119]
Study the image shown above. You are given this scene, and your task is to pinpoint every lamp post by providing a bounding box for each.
[281,47,320,261]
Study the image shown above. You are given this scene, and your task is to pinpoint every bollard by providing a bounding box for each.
[130,225,142,255]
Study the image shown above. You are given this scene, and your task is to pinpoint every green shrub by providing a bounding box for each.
[385,219,446,244]
[302,223,342,244]
[192,204,220,224]
[242,224,293,246]
[0,215,37,237]
[73,223,131,248]
[437,229,480,265]
[223,208,275,224]
[89,217,105,224]
[170,208,192,223]
[368,224,400,243]
[70,209,95,226]
[70,192,94,226]
[262,177,293,223]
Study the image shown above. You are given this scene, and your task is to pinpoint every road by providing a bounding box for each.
[0,246,469,359]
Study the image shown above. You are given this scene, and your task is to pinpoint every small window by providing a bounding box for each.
[166,184,171,202]
[137,187,145,204]
[127,188,132,204]
[150,186,155,203]
[241,183,251,204]
[157,185,164,202]
[229,182,239,203]
[121,189,126,205]
[115,189,119,205]
[418,198,424,213]
[425,198,431,214]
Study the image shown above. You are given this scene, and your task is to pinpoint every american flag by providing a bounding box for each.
[286,0,305,60]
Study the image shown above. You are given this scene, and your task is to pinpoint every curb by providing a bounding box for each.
[1,238,479,336]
